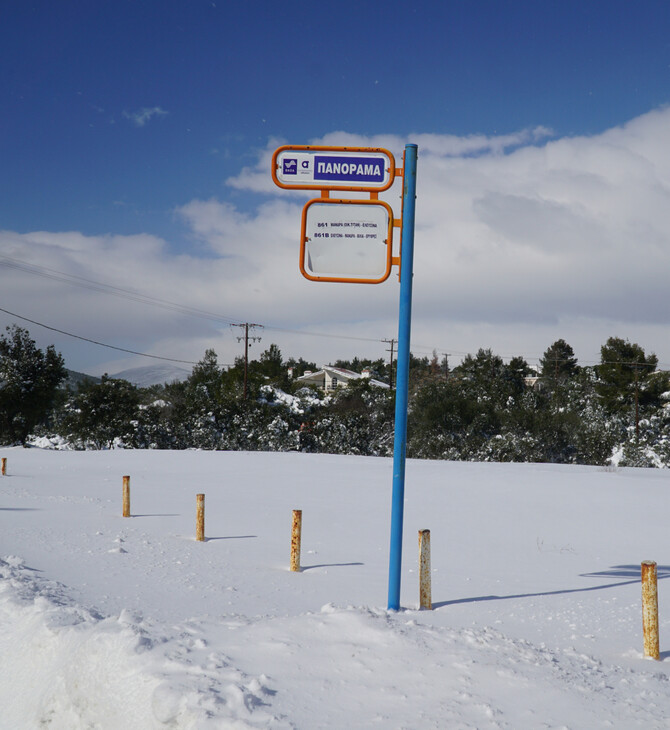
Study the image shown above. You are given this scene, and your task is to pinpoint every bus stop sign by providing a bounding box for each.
[272,145,396,192]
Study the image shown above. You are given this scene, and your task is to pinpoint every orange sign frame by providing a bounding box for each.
[272,145,396,193]
[299,198,395,284]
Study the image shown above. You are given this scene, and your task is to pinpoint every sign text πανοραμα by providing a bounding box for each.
[314,156,385,183]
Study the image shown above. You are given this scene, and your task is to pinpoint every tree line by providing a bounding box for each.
[1,325,669,467]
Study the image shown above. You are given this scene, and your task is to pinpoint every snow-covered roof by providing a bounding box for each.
[295,365,389,389]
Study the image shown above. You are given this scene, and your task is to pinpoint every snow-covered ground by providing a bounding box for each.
[1,448,669,728]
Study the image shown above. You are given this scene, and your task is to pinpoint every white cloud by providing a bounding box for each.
[227,127,555,195]
[3,107,670,374]
[122,106,169,127]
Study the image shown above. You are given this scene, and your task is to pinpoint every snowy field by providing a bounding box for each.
[1,447,670,728]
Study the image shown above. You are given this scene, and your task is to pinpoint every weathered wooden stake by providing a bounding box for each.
[290,509,302,572]
[196,493,205,542]
[122,475,130,518]
[642,560,660,660]
[419,529,432,610]
[1,457,6,476]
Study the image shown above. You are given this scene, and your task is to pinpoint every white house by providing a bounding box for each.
[294,365,389,392]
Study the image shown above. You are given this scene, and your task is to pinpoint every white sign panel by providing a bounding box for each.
[301,200,393,283]
[273,147,395,191]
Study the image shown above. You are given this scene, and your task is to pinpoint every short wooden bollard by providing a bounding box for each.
[122,475,130,518]
[196,493,205,542]
[642,560,660,660]
[290,509,302,572]
[419,529,432,610]
[1,457,6,476]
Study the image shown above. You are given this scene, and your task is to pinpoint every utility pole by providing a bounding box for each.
[382,338,396,389]
[232,323,262,399]
[441,353,451,379]
[634,364,640,443]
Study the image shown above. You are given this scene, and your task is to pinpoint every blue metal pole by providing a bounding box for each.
[387,144,418,610]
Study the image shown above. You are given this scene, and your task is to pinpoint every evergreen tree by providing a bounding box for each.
[596,337,662,417]
[258,344,283,379]
[311,378,394,456]
[408,378,479,459]
[540,339,579,380]
[189,349,223,397]
[456,348,505,382]
[408,353,431,382]
[408,348,522,460]
[454,348,507,407]
[0,326,66,444]
[185,350,234,446]
[505,356,532,400]
[60,375,140,449]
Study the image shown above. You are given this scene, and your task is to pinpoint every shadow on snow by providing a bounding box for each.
[434,565,670,609]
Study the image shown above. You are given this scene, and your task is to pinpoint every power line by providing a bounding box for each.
[0,255,239,325]
[265,324,384,344]
[4,256,670,369]
[0,254,387,346]
[0,306,198,365]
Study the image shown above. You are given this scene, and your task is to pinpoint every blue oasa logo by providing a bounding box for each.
[283,158,297,175]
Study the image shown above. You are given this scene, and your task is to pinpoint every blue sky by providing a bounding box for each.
[2,1,670,374]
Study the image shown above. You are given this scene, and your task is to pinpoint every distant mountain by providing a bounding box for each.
[64,369,101,389]
[108,364,191,387]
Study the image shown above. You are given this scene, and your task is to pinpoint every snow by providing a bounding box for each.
[259,385,312,414]
[1,447,670,728]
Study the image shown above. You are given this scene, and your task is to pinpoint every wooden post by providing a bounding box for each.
[419,529,432,610]
[196,493,205,542]
[1,457,6,476]
[290,509,302,572]
[642,560,660,659]
[122,475,130,518]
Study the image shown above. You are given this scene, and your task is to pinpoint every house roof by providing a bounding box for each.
[295,365,389,389]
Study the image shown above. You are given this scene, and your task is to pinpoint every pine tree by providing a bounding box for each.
[540,339,579,380]
[596,337,661,416]
[0,326,66,444]
[61,376,140,449]
[258,344,283,378]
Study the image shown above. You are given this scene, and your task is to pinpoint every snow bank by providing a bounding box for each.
[0,556,282,728]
